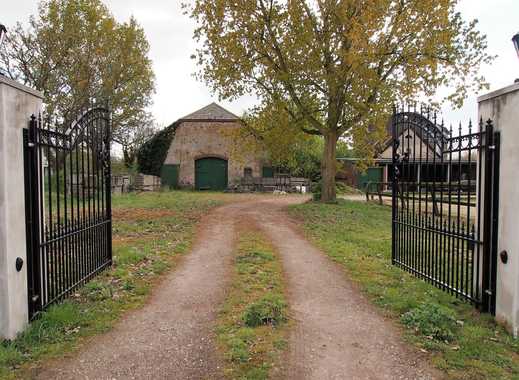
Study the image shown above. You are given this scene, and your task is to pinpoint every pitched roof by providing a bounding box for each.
[378,111,448,158]
[179,102,239,122]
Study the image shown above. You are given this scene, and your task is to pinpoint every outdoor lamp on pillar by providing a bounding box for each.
[513,32,519,83]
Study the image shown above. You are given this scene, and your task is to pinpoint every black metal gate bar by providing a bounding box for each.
[24,107,112,318]
[391,106,500,311]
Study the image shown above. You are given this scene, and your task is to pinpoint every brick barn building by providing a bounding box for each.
[162,103,270,190]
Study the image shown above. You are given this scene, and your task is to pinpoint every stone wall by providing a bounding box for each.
[135,173,161,191]
[164,121,267,188]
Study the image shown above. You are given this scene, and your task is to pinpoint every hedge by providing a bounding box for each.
[136,122,177,177]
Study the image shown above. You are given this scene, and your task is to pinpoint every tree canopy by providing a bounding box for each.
[187,0,493,201]
[240,101,352,180]
[0,0,156,167]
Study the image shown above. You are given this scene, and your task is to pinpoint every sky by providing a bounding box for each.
[3,0,519,129]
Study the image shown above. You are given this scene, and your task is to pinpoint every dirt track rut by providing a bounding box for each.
[246,198,440,380]
[34,203,246,380]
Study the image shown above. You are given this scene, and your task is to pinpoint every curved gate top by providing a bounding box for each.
[24,107,112,318]
[390,105,500,313]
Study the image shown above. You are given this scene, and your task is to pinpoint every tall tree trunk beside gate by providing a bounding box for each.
[321,130,338,202]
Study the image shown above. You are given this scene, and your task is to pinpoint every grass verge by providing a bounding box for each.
[289,199,519,380]
[0,191,229,380]
[216,229,289,380]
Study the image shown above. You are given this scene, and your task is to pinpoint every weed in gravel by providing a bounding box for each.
[242,295,287,327]
[217,232,289,380]
[237,250,274,264]
[401,303,458,342]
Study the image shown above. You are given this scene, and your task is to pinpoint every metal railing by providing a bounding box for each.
[365,182,392,205]
[24,108,112,318]
[390,107,500,313]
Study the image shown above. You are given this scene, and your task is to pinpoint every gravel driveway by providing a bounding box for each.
[35,196,440,380]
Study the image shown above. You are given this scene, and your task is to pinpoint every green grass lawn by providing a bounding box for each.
[216,230,289,380]
[0,191,231,380]
[289,200,519,380]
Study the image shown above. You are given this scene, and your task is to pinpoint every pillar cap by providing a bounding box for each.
[0,76,43,99]
[478,82,519,103]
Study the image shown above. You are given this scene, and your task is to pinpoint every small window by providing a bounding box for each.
[244,167,253,178]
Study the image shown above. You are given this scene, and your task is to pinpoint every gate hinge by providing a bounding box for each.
[28,142,35,148]
[488,145,496,151]
[484,289,493,296]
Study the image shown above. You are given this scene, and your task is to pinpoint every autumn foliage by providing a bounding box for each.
[187,0,493,201]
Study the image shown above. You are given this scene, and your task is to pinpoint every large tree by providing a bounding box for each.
[187,0,493,202]
[0,0,155,167]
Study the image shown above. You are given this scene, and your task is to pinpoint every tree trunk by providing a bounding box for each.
[320,130,338,202]
[122,147,135,169]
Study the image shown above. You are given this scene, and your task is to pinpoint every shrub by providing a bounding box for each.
[242,294,287,327]
[136,123,177,176]
[335,182,362,195]
[311,181,322,201]
[401,303,458,342]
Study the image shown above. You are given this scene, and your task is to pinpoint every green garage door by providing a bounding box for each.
[195,157,228,191]
[358,167,383,190]
[161,164,179,189]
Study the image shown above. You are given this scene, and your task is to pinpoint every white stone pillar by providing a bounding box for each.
[0,76,43,340]
[479,82,519,336]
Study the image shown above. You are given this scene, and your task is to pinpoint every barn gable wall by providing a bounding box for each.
[164,120,265,188]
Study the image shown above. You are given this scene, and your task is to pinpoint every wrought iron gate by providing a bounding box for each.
[391,106,500,313]
[24,108,112,318]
